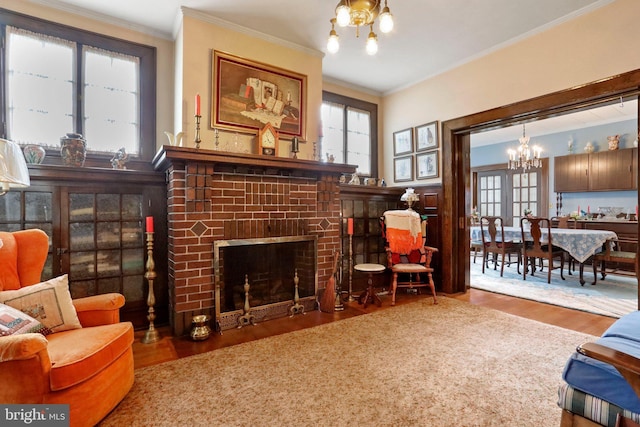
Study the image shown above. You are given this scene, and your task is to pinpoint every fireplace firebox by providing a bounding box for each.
[214,235,317,329]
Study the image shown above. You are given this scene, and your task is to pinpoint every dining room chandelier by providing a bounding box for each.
[507,124,542,171]
[326,0,394,56]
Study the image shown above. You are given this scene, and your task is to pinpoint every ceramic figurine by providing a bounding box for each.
[584,142,594,153]
[607,135,620,150]
[111,147,129,170]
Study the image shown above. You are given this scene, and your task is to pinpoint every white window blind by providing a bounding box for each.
[83,46,140,154]
[321,101,372,175]
[6,26,75,146]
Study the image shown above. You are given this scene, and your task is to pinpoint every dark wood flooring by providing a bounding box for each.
[132,288,618,369]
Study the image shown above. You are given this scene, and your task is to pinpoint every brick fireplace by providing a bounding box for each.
[153,146,355,335]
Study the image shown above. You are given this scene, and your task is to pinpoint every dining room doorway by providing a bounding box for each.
[440,69,640,297]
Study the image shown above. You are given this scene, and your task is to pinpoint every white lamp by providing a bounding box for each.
[0,138,30,195]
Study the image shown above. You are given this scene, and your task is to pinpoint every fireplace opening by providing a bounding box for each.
[214,236,317,316]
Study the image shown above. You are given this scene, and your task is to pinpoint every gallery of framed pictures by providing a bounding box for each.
[211,50,307,140]
[393,121,440,181]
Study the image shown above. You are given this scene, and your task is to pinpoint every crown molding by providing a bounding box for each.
[27,0,173,40]
[181,7,323,59]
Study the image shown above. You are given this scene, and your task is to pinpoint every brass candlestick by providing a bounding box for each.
[194,114,201,149]
[141,231,161,344]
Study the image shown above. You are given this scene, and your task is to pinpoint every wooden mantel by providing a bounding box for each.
[152,145,356,176]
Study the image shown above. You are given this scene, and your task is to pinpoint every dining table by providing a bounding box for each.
[470,226,618,285]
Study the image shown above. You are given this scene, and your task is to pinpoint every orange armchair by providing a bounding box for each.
[0,229,134,427]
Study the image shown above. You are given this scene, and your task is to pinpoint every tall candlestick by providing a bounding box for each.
[141,230,160,344]
[195,93,201,116]
[347,218,354,235]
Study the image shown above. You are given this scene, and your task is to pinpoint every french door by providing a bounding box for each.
[475,166,545,226]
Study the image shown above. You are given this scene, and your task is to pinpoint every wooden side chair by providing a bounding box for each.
[551,215,577,275]
[521,217,565,283]
[469,215,483,263]
[479,216,521,277]
[382,210,438,306]
[592,238,638,285]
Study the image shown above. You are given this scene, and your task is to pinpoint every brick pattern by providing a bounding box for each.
[166,162,342,334]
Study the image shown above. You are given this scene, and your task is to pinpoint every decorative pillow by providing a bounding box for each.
[0,275,81,333]
[0,302,51,336]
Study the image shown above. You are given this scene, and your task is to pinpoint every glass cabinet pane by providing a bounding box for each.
[97,249,121,277]
[0,192,21,222]
[97,222,120,249]
[71,251,95,280]
[122,194,142,220]
[70,194,95,221]
[97,194,120,221]
[70,223,95,250]
[122,248,144,274]
[122,221,143,248]
[25,192,52,222]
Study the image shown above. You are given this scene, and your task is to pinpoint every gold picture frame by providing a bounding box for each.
[212,50,307,140]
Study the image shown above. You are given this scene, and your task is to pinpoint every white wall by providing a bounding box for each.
[382,0,640,186]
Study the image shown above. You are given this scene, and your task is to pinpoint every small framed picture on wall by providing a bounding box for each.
[415,121,439,152]
[394,155,413,182]
[393,128,413,156]
[417,151,438,179]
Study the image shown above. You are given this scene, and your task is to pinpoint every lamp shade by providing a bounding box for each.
[0,138,30,194]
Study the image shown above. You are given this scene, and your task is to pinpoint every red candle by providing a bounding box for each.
[195,93,201,116]
[146,216,154,233]
[347,218,354,235]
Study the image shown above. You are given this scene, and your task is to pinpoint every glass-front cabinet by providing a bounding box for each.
[0,166,167,329]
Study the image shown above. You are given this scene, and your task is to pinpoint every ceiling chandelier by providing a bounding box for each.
[507,124,542,171]
[327,0,394,56]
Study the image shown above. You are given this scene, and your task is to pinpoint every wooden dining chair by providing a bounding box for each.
[592,238,638,285]
[551,215,577,275]
[521,217,565,283]
[479,216,521,277]
[469,216,483,263]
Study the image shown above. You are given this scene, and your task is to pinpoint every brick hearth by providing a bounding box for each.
[153,146,355,335]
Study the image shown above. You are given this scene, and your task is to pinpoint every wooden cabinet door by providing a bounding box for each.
[589,149,635,191]
[554,153,589,192]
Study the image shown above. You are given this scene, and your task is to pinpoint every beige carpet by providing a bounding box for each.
[102,297,596,427]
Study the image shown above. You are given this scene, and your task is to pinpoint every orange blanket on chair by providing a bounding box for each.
[383,210,422,254]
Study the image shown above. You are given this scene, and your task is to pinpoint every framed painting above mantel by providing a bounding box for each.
[212,50,307,140]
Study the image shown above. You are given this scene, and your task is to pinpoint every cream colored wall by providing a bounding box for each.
[179,15,323,159]
[2,0,175,155]
[382,0,640,186]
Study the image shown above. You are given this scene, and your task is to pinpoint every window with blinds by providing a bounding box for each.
[0,10,156,162]
[321,91,378,177]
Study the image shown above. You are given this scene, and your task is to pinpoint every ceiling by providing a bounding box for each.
[35,0,610,95]
[29,0,634,143]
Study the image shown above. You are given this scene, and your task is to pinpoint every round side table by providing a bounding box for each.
[354,263,386,308]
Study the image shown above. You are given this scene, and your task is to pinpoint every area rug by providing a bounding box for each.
[471,258,637,318]
[102,297,596,427]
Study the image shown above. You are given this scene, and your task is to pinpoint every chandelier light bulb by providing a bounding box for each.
[336,2,351,27]
[366,29,378,55]
[327,33,340,54]
[379,3,394,33]
[327,19,340,53]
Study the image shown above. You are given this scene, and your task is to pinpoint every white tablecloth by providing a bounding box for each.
[470,226,617,263]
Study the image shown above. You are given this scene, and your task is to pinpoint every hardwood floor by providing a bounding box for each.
[132,289,617,369]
